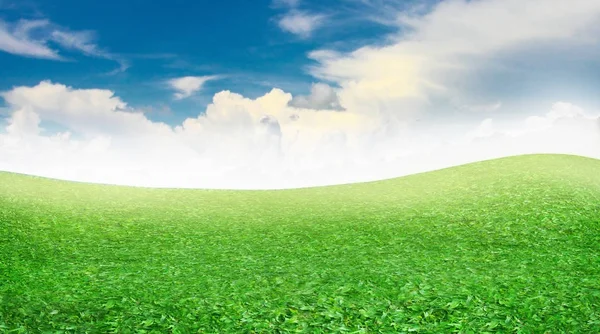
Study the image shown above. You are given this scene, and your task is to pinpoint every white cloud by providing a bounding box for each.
[168,76,219,100]
[2,81,171,137]
[0,19,61,59]
[309,0,600,116]
[278,11,325,38]
[396,0,600,54]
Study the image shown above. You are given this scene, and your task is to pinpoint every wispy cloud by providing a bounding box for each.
[0,19,61,59]
[167,75,220,100]
[0,18,128,73]
[50,29,129,74]
[50,30,99,55]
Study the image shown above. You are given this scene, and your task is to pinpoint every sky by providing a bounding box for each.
[1,0,599,189]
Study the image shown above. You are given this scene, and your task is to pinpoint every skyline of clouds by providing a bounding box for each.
[1,79,597,189]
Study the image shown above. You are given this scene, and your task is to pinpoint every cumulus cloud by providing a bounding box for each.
[278,11,325,38]
[0,81,375,188]
[2,81,171,137]
[168,76,219,100]
[289,83,344,111]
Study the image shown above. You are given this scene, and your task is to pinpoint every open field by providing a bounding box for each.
[1,154,599,333]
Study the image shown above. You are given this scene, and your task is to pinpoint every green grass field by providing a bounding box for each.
[1,154,599,333]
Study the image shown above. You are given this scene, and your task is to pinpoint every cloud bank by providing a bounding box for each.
[1,80,597,189]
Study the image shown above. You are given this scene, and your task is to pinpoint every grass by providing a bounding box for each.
[1,154,599,333]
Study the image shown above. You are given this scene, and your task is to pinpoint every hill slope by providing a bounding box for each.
[1,154,599,332]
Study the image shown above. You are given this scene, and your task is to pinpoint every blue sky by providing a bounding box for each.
[1,0,599,188]
[0,0,405,123]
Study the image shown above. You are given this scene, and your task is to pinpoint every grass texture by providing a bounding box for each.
[1,154,599,333]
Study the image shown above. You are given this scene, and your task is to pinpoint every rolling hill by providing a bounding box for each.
[1,154,599,332]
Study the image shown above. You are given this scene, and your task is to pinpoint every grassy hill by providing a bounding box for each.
[1,154,599,333]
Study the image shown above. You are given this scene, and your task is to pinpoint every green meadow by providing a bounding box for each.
[1,154,599,333]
